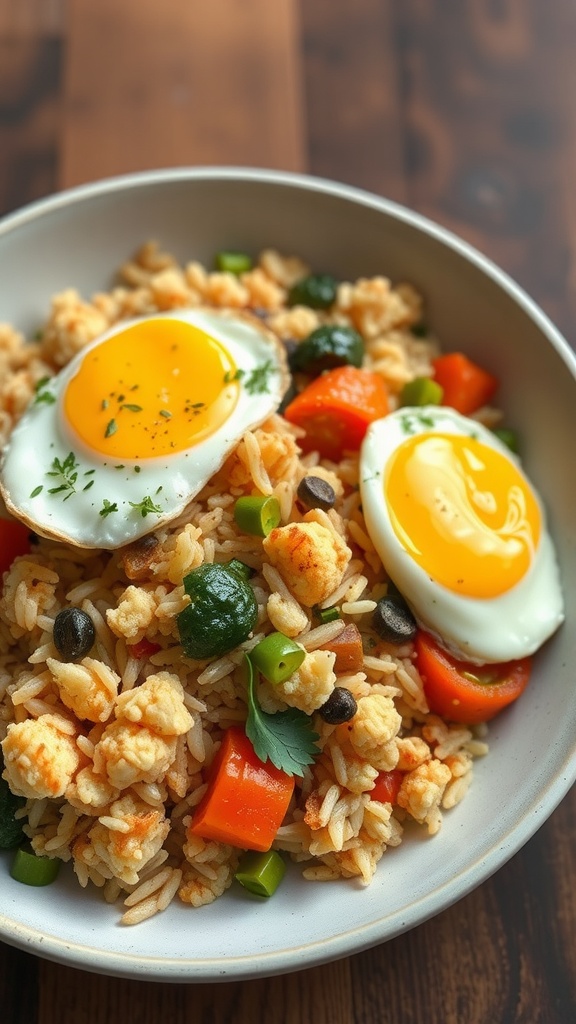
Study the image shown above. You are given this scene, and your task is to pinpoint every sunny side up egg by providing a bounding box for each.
[360,406,564,664]
[0,309,289,549]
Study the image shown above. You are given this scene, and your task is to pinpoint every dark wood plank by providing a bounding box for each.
[0,9,64,1013]
[300,0,407,201]
[61,0,305,187]
[0,36,62,215]
[37,958,354,1024]
[0,1,65,35]
[391,0,576,344]
[0,943,38,1024]
[0,0,65,214]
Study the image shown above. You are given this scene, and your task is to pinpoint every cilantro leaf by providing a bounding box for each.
[244,654,319,777]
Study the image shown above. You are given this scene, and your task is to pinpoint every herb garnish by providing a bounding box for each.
[105,419,118,438]
[99,499,118,518]
[225,360,276,395]
[128,495,162,517]
[33,377,56,406]
[184,400,205,416]
[121,403,143,413]
[30,485,43,498]
[399,411,437,435]
[46,452,79,500]
[244,654,319,777]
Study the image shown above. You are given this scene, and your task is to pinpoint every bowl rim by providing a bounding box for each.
[0,166,575,982]
[1,165,575,371]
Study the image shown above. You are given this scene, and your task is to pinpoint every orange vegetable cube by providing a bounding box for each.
[432,352,498,415]
[188,727,295,852]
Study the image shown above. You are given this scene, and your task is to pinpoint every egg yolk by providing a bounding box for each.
[384,432,541,598]
[63,318,239,459]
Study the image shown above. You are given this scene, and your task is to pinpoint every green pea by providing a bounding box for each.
[234,849,286,897]
[400,376,443,407]
[233,495,281,537]
[249,632,306,685]
[214,250,253,274]
[287,273,338,310]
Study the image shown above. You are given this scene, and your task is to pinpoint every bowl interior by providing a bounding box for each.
[0,170,575,980]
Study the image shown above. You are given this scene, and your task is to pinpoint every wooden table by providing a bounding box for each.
[1,2,575,1020]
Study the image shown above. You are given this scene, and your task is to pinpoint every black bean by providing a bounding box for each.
[296,475,337,512]
[53,607,96,661]
[319,687,358,725]
[372,595,417,645]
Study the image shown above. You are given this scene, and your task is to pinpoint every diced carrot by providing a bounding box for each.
[432,352,498,415]
[320,622,364,673]
[0,517,32,576]
[371,769,403,805]
[283,365,389,461]
[188,727,295,852]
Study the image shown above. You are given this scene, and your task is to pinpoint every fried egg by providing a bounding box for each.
[360,407,564,663]
[0,309,289,549]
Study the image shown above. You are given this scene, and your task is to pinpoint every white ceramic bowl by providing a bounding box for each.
[1,168,575,981]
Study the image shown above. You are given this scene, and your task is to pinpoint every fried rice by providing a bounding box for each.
[0,242,489,925]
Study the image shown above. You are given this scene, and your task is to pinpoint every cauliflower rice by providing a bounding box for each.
[0,242,489,925]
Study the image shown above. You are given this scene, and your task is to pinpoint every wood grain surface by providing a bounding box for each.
[1,2,575,1021]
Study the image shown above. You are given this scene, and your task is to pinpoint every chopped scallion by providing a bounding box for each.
[315,605,341,624]
[215,250,253,275]
[249,631,306,685]
[10,845,60,886]
[400,377,443,407]
[234,849,286,898]
[234,495,281,537]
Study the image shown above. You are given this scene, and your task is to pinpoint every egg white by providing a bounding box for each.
[360,406,564,663]
[0,309,289,549]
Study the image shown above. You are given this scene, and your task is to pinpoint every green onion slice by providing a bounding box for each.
[400,376,443,407]
[250,632,306,685]
[215,250,253,275]
[315,605,341,624]
[10,845,61,886]
[234,495,281,537]
[234,849,286,897]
